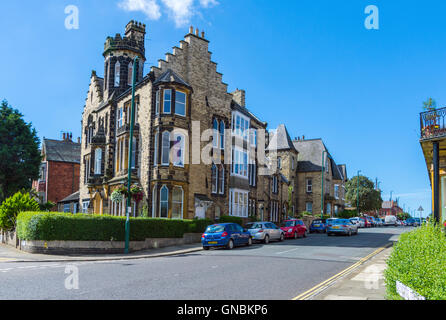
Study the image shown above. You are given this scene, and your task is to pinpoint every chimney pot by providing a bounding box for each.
[189,26,193,34]
[201,31,205,38]
[195,28,199,36]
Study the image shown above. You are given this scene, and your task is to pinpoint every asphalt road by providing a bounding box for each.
[0,227,410,300]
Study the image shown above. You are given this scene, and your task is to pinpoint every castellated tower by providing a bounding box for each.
[103,20,146,99]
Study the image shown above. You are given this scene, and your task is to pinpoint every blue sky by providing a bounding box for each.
[0,0,443,217]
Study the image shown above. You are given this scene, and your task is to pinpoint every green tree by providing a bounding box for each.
[0,191,40,231]
[423,97,437,111]
[0,100,41,203]
[345,176,382,213]
[397,212,411,221]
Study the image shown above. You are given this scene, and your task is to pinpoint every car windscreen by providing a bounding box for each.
[284,221,296,227]
[332,220,347,224]
[205,225,225,233]
[248,223,263,229]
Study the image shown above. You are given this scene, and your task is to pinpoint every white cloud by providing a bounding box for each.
[199,0,219,8]
[118,0,161,20]
[118,0,219,28]
[161,0,194,27]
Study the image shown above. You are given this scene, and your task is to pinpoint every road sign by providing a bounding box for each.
[418,206,424,212]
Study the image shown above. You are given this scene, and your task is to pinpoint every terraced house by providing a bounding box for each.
[79,21,272,221]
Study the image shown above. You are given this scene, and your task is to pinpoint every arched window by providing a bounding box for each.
[172,187,183,219]
[153,131,159,166]
[161,131,170,166]
[218,165,225,195]
[114,61,121,87]
[160,185,169,218]
[152,186,157,218]
[94,148,102,175]
[219,121,225,149]
[173,133,185,167]
[211,164,218,194]
[213,119,219,148]
[128,62,133,86]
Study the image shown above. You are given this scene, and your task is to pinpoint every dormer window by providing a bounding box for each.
[114,61,121,87]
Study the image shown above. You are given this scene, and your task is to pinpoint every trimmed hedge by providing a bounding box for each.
[384,224,446,300]
[16,212,212,242]
[218,215,243,226]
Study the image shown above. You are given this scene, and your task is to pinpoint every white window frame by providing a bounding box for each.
[82,201,90,214]
[219,165,225,195]
[306,179,313,193]
[94,148,102,175]
[306,202,313,213]
[153,131,159,166]
[231,111,250,141]
[229,189,249,218]
[160,185,169,218]
[213,119,219,148]
[219,120,225,150]
[175,90,187,117]
[231,147,249,179]
[334,184,340,199]
[211,164,218,194]
[114,61,121,87]
[155,90,160,115]
[161,131,170,166]
[172,186,184,220]
[152,186,157,218]
[172,133,185,167]
[163,89,172,114]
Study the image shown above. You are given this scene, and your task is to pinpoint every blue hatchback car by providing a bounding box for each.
[202,223,253,250]
[309,219,327,233]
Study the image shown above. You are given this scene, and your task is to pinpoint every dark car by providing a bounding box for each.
[202,223,252,250]
[310,219,327,233]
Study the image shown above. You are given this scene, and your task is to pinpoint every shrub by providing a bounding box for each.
[384,224,446,300]
[0,192,40,231]
[16,212,212,241]
[218,215,243,226]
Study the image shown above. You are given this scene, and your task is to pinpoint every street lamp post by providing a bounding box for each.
[357,170,361,216]
[125,56,139,254]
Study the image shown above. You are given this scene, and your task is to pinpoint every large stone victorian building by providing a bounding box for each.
[79,21,284,221]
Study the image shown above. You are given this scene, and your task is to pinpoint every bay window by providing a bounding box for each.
[163,89,172,114]
[172,187,184,219]
[160,185,169,218]
[175,91,186,116]
[229,189,249,218]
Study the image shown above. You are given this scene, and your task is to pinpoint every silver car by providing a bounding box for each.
[349,217,361,228]
[246,222,284,244]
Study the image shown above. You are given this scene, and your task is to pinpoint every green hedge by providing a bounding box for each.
[218,215,243,226]
[384,224,446,300]
[16,212,212,241]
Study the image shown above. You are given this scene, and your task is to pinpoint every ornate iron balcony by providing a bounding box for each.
[420,107,446,140]
[117,123,140,137]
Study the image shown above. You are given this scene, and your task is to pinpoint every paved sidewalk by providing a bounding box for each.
[0,243,203,263]
[311,246,392,300]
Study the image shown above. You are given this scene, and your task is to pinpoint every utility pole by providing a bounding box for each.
[125,56,139,254]
[357,170,362,216]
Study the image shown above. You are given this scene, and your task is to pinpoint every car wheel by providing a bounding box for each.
[327,233,332,236]
[280,233,284,242]
[226,239,234,250]
[348,230,352,237]
[203,246,210,250]
[247,237,253,246]
[304,230,308,238]
[294,232,298,239]
[264,235,270,244]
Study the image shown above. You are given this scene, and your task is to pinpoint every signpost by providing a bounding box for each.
[418,206,424,227]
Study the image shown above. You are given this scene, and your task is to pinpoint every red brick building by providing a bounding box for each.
[32,134,81,207]
[379,201,403,217]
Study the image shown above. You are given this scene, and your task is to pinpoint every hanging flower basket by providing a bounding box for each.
[130,185,143,203]
[111,190,124,203]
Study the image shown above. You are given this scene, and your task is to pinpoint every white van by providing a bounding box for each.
[384,215,397,227]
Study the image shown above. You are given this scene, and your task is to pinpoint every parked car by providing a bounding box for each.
[327,219,358,236]
[405,218,416,226]
[365,216,375,227]
[349,217,361,228]
[245,222,284,243]
[384,215,398,227]
[377,218,384,227]
[309,219,327,233]
[281,219,308,239]
[360,217,371,228]
[202,223,252,250]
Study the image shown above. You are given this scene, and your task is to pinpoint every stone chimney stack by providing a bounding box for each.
[232,89,246,107]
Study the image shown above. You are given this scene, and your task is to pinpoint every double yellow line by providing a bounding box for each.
[292,244,392,301]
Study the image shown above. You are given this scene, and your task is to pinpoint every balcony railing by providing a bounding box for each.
[420,107,446,140]
[117,123,140,137]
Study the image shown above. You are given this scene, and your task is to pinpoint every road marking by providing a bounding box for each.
[276,248,300,255]
[292,244,391,301]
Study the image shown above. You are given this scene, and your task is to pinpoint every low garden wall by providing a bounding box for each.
[13,212,212,255]
[0,230,19,248]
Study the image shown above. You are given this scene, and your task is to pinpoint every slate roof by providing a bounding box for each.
[43,139,81,164]
[154,69,191,88]
[231,101,266,126]
[267,124,297,152]
[58,191,80,204]
[293,139,326,172]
